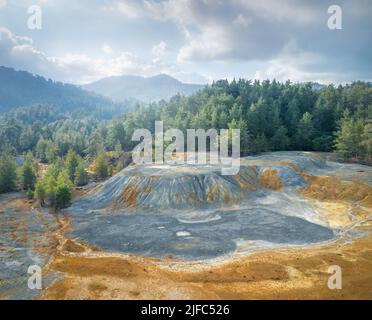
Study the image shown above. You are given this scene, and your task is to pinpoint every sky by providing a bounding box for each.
[0,0,371,85]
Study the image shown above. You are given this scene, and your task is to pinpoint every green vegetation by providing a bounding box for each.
[94,152,109,180]
[0,149,17,194]
[0,78,370,206]
[20,152,36,191]
[74,161,89,187]
[120,80,371,162]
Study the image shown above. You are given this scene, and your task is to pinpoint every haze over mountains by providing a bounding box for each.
[83,74,205,102]
[0,66,122,115]
[0,67,205,117]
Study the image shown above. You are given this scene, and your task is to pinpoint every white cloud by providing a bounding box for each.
[254,61,353,84]
[152,41,168,59]
[0,27,183,84]
[0,27,50,73]
[110,0,321,64]
[1,1,371,84]
[102,44,113,54]
[114,1,144,19]
[0,0,7,9]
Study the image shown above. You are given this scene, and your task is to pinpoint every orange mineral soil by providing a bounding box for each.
[38,173,372,300]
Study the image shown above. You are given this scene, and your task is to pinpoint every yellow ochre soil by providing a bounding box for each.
[257,168,284,191]
[38,171,372,300]
[39,222,372,300]
[2,169,371,300]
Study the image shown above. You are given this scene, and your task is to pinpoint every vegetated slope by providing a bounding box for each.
[0,66,131,117]
[83,73,204,102]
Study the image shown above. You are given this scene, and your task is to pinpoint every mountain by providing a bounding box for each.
[83,74,205,102]
[0,66,130,118]
[309,82,325,90]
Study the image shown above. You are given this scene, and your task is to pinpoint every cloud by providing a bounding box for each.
[46,51,179,84]
[152,41,168,59]
[0,27,186,84]
[0,27,51,74]
[111,0,319,63]
[102,44,113,54]
[1,1,371,84]
[110,0,372,82]
[0,0,6,9]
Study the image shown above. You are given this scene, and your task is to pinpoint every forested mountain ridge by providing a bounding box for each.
[0,66,131,117]
[0,71,371,164]
[0,75,371,200]
[83,73,204,102]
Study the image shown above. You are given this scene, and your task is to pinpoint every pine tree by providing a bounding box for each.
[45,141,58,163]
[44,175,57,207]
[36,137,48,163]
[34,180,45,206]
[228,118,252,155]
[360,121,372,161]
[55,170,72,209]
[271,126,290,151]
[65,149,79,181]
[20,152,36,190]
[27,188,34,200]
[335,111,363,161]
[94,152,109,180]
[253,133,269,153]
[74,161,89,186]
[0,152,17,194]
[55,184,71,209]
[114,140,122,155]
[294,112,315,150]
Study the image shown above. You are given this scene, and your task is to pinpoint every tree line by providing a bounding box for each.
[0,79,371,202]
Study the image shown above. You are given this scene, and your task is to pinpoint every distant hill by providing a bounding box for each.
[83,74,205,102]
[309,82,325,90]
[0,66,130,118]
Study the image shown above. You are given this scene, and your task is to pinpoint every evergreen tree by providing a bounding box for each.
[55,171,72,209]
[34,180,45,206]
[335,111,363,160]
[44,175,57,207]
[27,188,34,200]
[228,118,252,154]
[107,120,126,150]
[253,133,269,153]
[93,152,109,180]
[65,149,79,181]
[360,122,372,161]
[74,160,89,186]
[0,152,17,194]
[55,183,71,209]
[45,141,58,163]
[294,112,315,150]
[271,126,290,151]
[35,137,48,163]
[20,152,36,190]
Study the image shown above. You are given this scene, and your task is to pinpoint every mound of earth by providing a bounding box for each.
[66,152,370,260]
